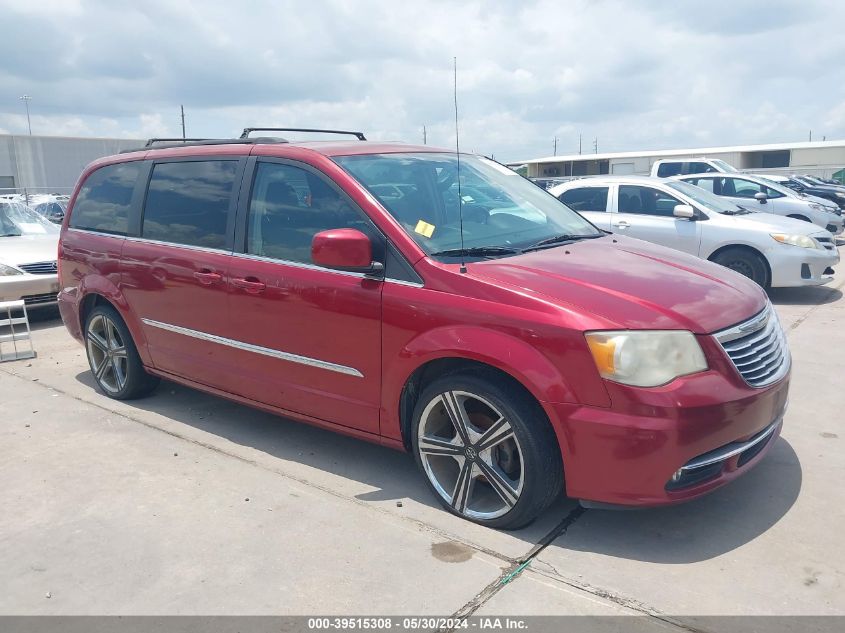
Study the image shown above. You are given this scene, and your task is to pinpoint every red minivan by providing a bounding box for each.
[57,130,790,529]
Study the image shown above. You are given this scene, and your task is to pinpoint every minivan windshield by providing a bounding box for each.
[0,202,60,237]
[664,180,751,215]
[335,153,602,259]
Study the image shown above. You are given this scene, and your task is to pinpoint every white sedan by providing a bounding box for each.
[0,202,60,309]
[550,176,839,288]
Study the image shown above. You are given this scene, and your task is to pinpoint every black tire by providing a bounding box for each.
[411,370,563,530]
[787,214,812,223]
[711,247,769,287]
[84,304,159,400]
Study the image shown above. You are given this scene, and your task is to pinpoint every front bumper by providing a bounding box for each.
[768,243,839,287]
[0,274,59,308]
[545,336,790,506]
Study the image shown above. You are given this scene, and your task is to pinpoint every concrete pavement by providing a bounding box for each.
[1,264,844,625]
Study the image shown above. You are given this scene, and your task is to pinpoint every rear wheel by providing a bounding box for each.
[711,247,768,287]
[85,305,159,400]
[411,372,563,530]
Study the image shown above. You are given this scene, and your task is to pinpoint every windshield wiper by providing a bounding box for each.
[522,233,602,253]
[429,246,519,259]
[0,232,22,237]
[723,206,752,215]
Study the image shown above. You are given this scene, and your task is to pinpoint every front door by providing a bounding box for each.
[226,159,383,434]
[120,158,242,389]
[611,184,702,255]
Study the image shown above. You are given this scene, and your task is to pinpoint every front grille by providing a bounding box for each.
[22,292,58,306]
[18,261,58,275]
[714,304,790,387]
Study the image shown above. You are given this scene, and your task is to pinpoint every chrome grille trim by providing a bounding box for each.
[714,303,790,388]
[18,261,58,275]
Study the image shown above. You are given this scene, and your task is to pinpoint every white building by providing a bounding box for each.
[1,134,144,193]
[510,140,845,181]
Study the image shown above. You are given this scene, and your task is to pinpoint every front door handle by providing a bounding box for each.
[613,220,631,229]
[193,270,223,285]
[232,277,266,294]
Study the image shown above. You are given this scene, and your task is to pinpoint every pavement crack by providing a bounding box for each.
[440,505,587,631]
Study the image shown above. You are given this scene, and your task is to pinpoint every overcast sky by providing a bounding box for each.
[1,0,844,162]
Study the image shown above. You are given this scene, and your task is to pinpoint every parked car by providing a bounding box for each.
[755,173,845,210]
[0,201,60,309]
[59,132,791,528]
[650,157,739,178]
[31,198,69,224]
[551,176,838,287]
[675,173,844,234]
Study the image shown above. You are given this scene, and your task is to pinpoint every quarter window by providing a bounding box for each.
[142,161,238,249]
[559,187,609,212]
[70,162,141,235]
[246,162,369,265]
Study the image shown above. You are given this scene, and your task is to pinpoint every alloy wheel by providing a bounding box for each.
[417,390,525,520]
[86,314,129,394]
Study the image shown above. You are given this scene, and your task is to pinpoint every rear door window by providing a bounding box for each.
[70,161,141,235]
[687,162,716,174]
[141,160,238,249]
[559,187,609,212]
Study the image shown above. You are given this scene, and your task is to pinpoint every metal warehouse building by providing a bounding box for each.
[512,139,845,181]
[0,134,143,192]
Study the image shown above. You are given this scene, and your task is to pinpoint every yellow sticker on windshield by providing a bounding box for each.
[414,220,436,238]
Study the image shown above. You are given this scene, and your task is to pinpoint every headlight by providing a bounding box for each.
[585,330,708,387]
[771,233,818,249]
[810,203,826,211]
[0,263,24,276]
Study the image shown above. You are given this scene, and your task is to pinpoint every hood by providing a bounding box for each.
[722,211,830,234]
[470,235,767,334]
[0,234,59,267]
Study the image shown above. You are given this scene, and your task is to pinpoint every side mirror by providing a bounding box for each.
[673,204,696,219]
[754,192,768,203]
[311,228,384,277]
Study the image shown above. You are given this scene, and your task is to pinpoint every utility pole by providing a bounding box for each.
[423,125,427,144]
[181,105,186,139]
[593,137,598,154]
[553,136,558,156]
[579,133,582,155]
[809,130,812,142]
[19,95,32,135]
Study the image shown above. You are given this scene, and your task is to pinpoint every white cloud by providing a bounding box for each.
[1,0,844,161]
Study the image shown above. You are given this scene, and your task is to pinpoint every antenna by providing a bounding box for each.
[454,56,467,274]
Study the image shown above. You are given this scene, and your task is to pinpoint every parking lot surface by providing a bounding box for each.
[1,262,844,626]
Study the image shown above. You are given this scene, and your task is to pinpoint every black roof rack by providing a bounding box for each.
[121,137,290,154]
[144,137,215,148]
[240,127,366,141]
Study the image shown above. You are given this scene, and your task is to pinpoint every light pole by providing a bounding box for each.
[19,95,32,135]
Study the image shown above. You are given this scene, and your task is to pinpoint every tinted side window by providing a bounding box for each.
[70,162,141,235]
[730,178,765,199]
[618,185,681,217]
[246,162,370,265]
[559,187,609,212]
[142,161,237,249]
[656,162,682,177]
[687,162,716,174]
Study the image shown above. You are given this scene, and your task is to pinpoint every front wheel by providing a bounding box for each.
[411,372,563,530]
[711,247,769,287]
[85,305,159,400]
